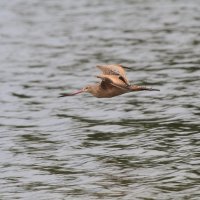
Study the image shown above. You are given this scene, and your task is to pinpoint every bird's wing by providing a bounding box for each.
[97,74,131,91]
[96,64,130,85]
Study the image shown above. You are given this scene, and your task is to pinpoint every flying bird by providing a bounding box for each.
[60,64,159,98]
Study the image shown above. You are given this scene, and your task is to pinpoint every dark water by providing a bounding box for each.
[0,0,200,199]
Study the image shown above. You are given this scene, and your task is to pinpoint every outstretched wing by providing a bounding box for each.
[96,64,130,86]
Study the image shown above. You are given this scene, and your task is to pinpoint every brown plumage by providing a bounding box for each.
[60,64,159,98]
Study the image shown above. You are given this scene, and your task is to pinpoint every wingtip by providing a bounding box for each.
[119,64,132,70]
[96,65,103,69]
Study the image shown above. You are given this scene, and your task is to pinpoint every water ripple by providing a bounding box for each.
[0,0,200,199]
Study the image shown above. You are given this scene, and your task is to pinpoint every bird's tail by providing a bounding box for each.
[130,85,160,91]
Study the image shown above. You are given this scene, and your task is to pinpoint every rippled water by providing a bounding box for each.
[1,0,200,199]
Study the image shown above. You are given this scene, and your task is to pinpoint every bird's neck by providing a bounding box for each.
[89,84,102,97]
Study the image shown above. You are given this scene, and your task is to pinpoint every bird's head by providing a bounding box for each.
[82,85,94,93]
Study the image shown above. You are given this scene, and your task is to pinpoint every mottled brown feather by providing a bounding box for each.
[96,64,130,85]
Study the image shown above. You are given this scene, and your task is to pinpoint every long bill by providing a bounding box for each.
[59,89,84,97]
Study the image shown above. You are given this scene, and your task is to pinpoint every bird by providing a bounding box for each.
[59,64,159,98]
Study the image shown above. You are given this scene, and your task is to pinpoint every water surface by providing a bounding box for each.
[0,0,200,199]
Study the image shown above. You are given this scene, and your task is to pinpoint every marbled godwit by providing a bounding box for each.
[60,64,159,98]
